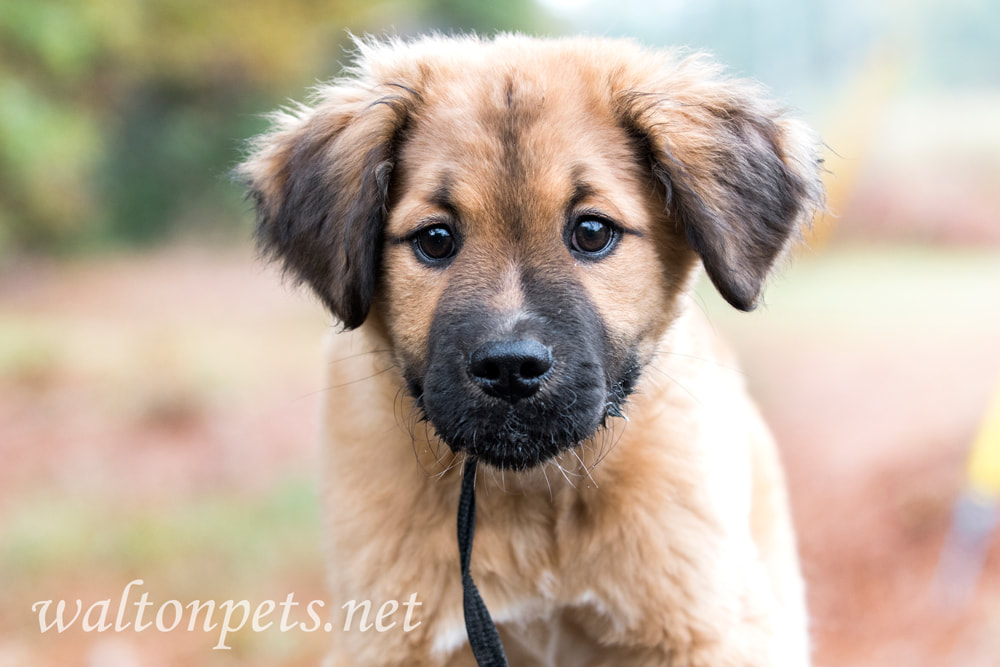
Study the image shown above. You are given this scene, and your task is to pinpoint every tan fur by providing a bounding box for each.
[242,34,820,667]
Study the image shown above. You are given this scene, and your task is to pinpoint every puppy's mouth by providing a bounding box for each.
[406,339,640,470]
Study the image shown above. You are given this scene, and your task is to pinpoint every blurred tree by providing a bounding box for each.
[0,0,546,256]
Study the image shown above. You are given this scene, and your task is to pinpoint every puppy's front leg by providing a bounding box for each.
[556,440,807,666]
[564,528,803,667]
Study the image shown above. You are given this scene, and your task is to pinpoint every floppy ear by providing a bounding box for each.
[616,57,824,311]
[237,82,413,329]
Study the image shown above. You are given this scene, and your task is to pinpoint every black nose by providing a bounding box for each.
[468,339,553,402]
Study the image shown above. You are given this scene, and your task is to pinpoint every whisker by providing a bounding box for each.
[327,348,394,365]
[431,452,463,480]
[540,463,554,502]
[485,460,500,497]
[571,447,599,489]
[554,461,576,489]
[594,420,628,469]
[645,363,701,406]
[329,364,398,389]
[657,350,745,375]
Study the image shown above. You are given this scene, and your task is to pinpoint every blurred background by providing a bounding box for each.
[1,0,998,665]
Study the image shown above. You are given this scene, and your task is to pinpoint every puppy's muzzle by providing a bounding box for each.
[468,339,553,403]
[419,297,616,470]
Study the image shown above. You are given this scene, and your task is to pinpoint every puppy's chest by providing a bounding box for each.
[464,491,637,636]
[499,605,618,667]
[433,587,618,666]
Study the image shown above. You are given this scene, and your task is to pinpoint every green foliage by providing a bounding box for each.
[423,0,544,33]
[0,0,546,255]
[2,478,320,585]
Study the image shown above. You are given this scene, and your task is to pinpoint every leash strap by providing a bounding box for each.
[457,457,509,666]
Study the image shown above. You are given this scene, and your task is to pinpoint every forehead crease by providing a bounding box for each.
[471,73,548,237]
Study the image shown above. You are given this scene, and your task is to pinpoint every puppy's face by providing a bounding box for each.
[380,73,691,468]
[239,36,823,469]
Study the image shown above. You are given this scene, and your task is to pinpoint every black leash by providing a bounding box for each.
[457,457,510,666]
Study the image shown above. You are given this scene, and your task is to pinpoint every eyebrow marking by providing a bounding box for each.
[387,176,460,245]
[565,166,645,238]
[567,164,596,212]
[430,177,460,219]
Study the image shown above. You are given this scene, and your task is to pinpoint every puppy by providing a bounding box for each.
[239,34,823,667]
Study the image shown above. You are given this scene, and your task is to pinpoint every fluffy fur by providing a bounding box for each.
[239,33,823,666]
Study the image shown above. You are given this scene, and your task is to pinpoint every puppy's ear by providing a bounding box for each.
[237,82,412,329]
[617,57,824,310]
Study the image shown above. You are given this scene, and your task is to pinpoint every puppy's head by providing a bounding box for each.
[238,35,823,469]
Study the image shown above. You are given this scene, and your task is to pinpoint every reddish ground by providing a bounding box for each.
[1,243,999,665]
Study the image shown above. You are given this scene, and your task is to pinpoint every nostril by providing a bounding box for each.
[480,360,501,381]
[518,352,552,380]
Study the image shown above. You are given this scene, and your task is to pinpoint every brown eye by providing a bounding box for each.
[413,225,457,264]
[571,217,616,257]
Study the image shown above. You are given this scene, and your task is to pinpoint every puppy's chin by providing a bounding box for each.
[443,428,590,471]
[424,397,606,470]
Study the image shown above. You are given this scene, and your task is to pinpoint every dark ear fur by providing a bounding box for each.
[237,87,412,329]
[618,61,824,310]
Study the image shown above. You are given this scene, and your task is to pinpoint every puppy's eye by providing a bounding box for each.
[412,225,457,264]
[571,217,617,257]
